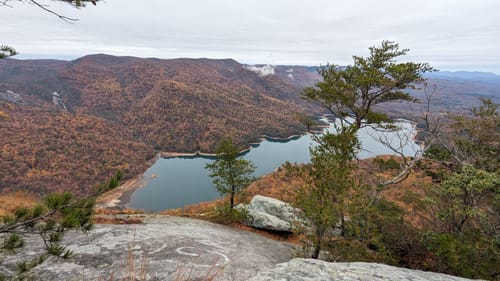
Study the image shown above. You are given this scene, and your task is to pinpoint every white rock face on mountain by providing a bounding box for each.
[239,195,301,232]
[244,64,275,77]
[52,91,68,111]
[247,258,483,281]
[0,89,24,104]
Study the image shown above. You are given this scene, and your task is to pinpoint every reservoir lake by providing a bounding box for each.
[128,119,421,211]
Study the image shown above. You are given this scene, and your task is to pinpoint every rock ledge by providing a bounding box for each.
[247,258,482,281]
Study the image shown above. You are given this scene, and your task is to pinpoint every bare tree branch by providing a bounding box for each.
[1,0,99,22]
[364,82,444,188]
[367,122,423,185]
[28,0,78,22]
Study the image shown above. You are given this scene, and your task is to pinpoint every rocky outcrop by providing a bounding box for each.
[1,216,484,281]
[247,258,482,281]
[0,216,292,281]
[239,195,301,232]
[249,259,480,281]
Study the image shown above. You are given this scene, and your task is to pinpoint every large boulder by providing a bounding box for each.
[247,258,483,281]
[240,195,301,232]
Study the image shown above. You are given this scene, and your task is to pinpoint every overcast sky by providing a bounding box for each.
[2,0,499,73]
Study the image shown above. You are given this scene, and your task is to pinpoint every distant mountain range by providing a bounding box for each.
[406,71,500,114]
[0,55,498,196]
[0,55,322,150]
[426,70,500,81]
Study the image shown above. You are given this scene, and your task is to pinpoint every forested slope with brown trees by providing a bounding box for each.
[0,55,319,150]
[1,55,498,197]
[0,100,155,196]
[0,55,318,196]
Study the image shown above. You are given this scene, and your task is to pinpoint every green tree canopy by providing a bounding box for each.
[0,45,17,59]
[303,40,433,129]
[294,41,434,259]
[0,171,122,280]
[449,98,498,172]
[1,193,94,279]
[293,125,363,258]
[437,165,499,233]
[205,139,256,211]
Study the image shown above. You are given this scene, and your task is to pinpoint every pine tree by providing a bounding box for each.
[303,40,432,130]
[294,41,432,258]
[1,193,94,279]
[205,139,256,211]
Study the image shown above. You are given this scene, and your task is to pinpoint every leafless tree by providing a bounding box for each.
[366,82,442,187]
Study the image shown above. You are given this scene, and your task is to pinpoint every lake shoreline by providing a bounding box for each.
[96,152,162,210]
[99,128,320,210]
[95,172,147,209]
[99,116,420,211]
[97,134,304,210]
[160,136,311,159]
[159,124,329,159]
[158,115,332,159]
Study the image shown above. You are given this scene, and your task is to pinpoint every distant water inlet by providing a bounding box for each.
[127,118,421,211]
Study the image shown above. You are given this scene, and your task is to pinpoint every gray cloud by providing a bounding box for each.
[1,0,499,73]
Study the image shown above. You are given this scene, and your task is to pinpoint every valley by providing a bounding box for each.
[1,54,499,198]
[126,118,420,211]
[0,55,319,196]
[2,2,499,279]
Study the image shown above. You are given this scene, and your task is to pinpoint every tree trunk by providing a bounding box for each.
[312,239,321,259]
[230,185,235,210]
[340,213,346,237]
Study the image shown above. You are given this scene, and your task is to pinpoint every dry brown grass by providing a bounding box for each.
[160,199,222,218]
[161,157,436,231]
[93,215,143,225]
[97,230,148,281]
[0,190,146,225]
[93,208,146,224]
[352,156,438,231]
[94,208,146,215]
[158,167,309,244]
[160,167,304,218]
[0,191,38,218]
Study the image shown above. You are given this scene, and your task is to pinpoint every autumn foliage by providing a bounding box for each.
[0,56,321,197]
[0,100,155,197]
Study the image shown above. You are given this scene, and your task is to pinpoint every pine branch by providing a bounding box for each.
[0,45,17,58]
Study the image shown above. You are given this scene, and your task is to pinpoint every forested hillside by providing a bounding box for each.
[0,55,318,195]
[1,55,499,196]
[0,100,155,196]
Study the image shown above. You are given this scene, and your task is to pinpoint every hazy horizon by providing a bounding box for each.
[2,0,499,74]
[7,53,499,76]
